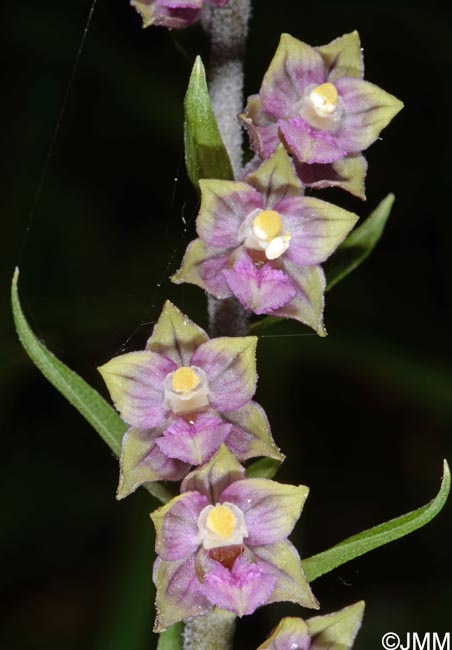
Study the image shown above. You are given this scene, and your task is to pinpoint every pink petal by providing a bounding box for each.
[157,413,232,465]
[260,35,325,118]
[98,351,176,429]
[159,0,201,7]
[153,491,209,561]
[153,556,211,632]
[197,180,263,249]
[279,118,346,165]
[200,553,277,616]
[223,251,296,314]
[190,336,257,413]
[220,478,308,545]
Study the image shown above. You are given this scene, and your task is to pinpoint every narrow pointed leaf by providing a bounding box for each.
[246,457,283,479]
[184,56,234,187]
[303,460,450,582]
[11,268,171,504]
[249,316,281,333]
[157,623,184,650]
[325,193,394,290]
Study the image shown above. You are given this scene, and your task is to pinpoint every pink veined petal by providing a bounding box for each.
[153,556,211,632]
[240,95,281,159]
[279,118,347,165]
[144,438,190,480]
[132,0,200,28]
[200,553,277,616]
[197,180,263,249]
[98,351,176,429]
[260,35,326,119]
[223,251,297,315]
[118,426,190,499]
[190,337,257,413]
[159,0,202,7]
[220,479,308,545]
[197,246,235,299]
[157,413,232,466]
[223,400,282,463]
[152,491,209,561]
[334,77,403,153]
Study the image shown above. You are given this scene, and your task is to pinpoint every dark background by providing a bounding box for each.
[2,0,452,648]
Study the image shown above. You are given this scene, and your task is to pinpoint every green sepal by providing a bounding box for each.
[11,269,171,504]
[308,601,365,650]
[223,401,284,463]
[147,300,209,365]
[253,540,319,610]
[157,623,184,650]
[153,557,210,632]
[131,0,156,28]
[257,617,309,650]
[97,351,159,421]
[276,263,327,336]
[181,444,245,503]
[258,601,365,650]
[184,56,234,188]
[303,460,450,582]
[171,238,230,299]
[246,144,302,205]
[117,428,185,501]
[317,31,363,81]
[325,193,395,291]
[322,154,367,200]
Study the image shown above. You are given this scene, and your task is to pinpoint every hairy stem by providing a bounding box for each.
[201,0,251,176]
[183,609,236,650]
[201,0,252,338]
[183,10,251,650]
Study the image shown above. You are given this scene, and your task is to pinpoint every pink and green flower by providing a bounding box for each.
[131,0,229,29]
[98,301,282,498]
[151,446,318,630]
[257,601,365,650]
[173,146,358,333]
[240,32,403,197]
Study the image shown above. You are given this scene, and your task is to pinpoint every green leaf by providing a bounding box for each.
[11,268,171,504]
[184,56,234,187]
[249,316,281,333]
[325,193,395,291]
[157,623,184,650]
[303,460,450,582]
[246,457,283,479]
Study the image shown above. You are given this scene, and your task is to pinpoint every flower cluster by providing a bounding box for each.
[241,32,403,197]
[173,146,358,333]
[103,9,403,637]
[172,31,402,328]
[131,0,229,29]
[151,446,318,629]
[99,301,282,498]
